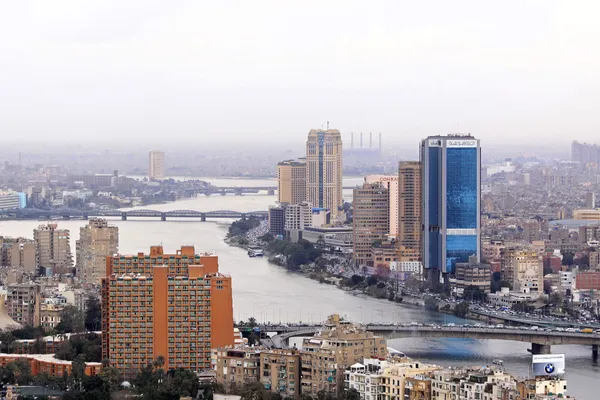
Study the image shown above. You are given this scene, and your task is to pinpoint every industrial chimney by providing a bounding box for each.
[369,132,372,149]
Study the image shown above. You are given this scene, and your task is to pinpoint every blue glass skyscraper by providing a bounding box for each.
[421,135,481,282]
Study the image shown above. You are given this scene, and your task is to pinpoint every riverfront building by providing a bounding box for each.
[0,192,26,211]
[76,218,119,284]
[421,135,481,282]
[306,129,343,219]
[352,182,390,266]
[33,223,73,275]
[398,161,422,263]
[149,150,165,180]
[101,246,234,375]
[501,247,543,294]
[277,159,307,205]
[364,175,399,237]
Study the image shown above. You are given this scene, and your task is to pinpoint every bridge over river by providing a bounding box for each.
[0,208,268,221]
[258,324,600,358]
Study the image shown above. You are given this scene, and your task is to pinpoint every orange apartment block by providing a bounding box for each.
[0,354,102,377]
[101,246,234,375]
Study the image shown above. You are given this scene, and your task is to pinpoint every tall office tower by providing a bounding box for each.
[364,175,399,237]
[148,150,165,180]
[101,246,233,374]
[277,158,307,205]
[33,223,73,275]
[421,135,481,283]
[76,218,119,284]
[398,161,422,262]
[306,129,343,218]
[352,182,389,266]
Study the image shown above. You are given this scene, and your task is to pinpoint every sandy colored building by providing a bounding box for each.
[277,159,306,205]
[6,284,40,327]
[76,218,119,284]
[353,183,389,266]
[214,347,261,389]
[364,175,399,237]
[0,237,36,272]
[572,209,600,220]
[149,150,165,180]
[39,303,64,331]
[306,129,343,219]
[0,353,101,377]
[102,246,234,375]
[501,247,544,294]
[300,314,387,396]
[398,162,422,262]
[33,223,72,275]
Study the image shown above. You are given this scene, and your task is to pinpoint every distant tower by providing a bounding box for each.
[306,129,343,218]
[149,151,165,180]
[369,132,372,149]
[379,133,382,150]
[351,132,354,149]
[360,133,363,148]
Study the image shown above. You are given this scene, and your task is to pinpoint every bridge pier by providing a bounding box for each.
[530,343,551,355]
[121,213,127,221]
[201,215,206,222]
[161,213,166,221]
[221,191,226,196]
[267,189,275,195]
[593,345,598,361]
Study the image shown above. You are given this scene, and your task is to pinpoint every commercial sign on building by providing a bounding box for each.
[447,140,478,148]
[532,354,565,376]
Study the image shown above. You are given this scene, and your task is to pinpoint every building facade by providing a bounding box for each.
[6,284,40,327]
[352,183,389,266]
[0,192,26,210]
[501,247,544,294]
[398,161,422,263]
[284,201,313,241]
[277,159,307,205]
[454,259,491,294]
[76,218,119,284]
[268,205,286,237]
[101,246,234,374]
[0,237,36,272]
[364,175,399,237]
[149,150,165,180]
[33,223,73,275]
[306,129,343,219]
[421,135,481,282]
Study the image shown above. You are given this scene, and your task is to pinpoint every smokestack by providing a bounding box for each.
[360,132,363,148]
[351,132,354,149]
[379,132,382,149]
[369,132,372,149]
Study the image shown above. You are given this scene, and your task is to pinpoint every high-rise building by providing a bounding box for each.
[6,283,40,327]
[277,159,306,205]
[33,223,73,275]
[284,201,312,241]
[421,135,481,282]
[586,192,596,209]
[306,129,343,219]
[500,247,543,294]
[398,161,422,262]
[101,246,233,375]
[352,182,389,266]
[76,218,119,284]
[268,205,286,237]
[364,175,399,237]
[149,150,165,180]
[0,237,36,272]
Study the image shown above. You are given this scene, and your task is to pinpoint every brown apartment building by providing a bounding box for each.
[101,246,234,375]
[398,161,422,262]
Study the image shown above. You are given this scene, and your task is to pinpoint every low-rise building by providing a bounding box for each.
[260,350,301,398]
[214,348,261,390]
[0,353,102,377]
[453,258,491,295]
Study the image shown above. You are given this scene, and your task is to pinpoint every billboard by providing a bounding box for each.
[532,354,565,376]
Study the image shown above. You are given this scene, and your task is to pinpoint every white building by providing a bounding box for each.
[559,271,575,292]
[284,201,312,232]
[0,192,26,210]
[389,261,422,275]
[487,287,539,308]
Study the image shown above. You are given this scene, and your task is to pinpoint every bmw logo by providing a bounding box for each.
[544,363,555,374]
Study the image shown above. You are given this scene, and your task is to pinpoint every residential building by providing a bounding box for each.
[0,192,26,210]
[260,350,302,398]
[543,254,563,273]
[517,378,568,398]
[579,224,600,243]
[364,175,399,237]
[421,135,481,283]
[501,247,543,294]
[454,259,491,295]
[572,209,600,220]
[306,129,343,219]
[398,161,422,263]
[352,183,389,266]
[277,159,306,205]
[39,303,64,331]
[0,354,102,377]
[268,205,286,237]
[6,284,40,327]
[576,271,600,290]
[404,375,432,400]
[572,140,600,166]
[586,192,596,209]
[76,218,119,284]
[284,201,312,242]
[33,223,73,275]
[371,242,399,270]
[300,314,387,396]
[0,237,36,272]
[149,150,165,180]
[214,348,261,389]
[0,296,21,330]
[101,246,234,374]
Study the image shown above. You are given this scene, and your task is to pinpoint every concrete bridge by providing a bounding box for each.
[261,324,600,357]
[194,185,357,196]
[0,208,268,221]
[470,309,600,330]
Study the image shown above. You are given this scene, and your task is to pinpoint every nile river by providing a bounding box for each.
[0,177,595,398]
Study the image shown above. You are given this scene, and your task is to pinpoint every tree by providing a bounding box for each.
[463,285,487,302]
[85,297,102,331]
[512,302,535,313]
[258,233,274,243]
[350,275,364,285]
[247,317,257,328]
[561,252,574,266]
[342,388,361,400]
[55,305,85,334]
[366,275,378,286]
[424,298,439,311]
[454,302,470,318]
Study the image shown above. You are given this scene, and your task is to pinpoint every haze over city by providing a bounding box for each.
[1,0,600,147]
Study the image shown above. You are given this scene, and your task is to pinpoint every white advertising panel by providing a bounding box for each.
[532,354,565,376]
[428,139,441,147]
[446,139,477,148]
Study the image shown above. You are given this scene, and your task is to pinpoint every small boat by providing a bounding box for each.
[493,359,504,366]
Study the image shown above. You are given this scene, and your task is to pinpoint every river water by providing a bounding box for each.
[0,177,595,398]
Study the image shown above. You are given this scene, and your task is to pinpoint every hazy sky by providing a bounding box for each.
[1,1,599,147]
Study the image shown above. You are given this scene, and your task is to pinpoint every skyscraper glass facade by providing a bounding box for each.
[422,136,480,277]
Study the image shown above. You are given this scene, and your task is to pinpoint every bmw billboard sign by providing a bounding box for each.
[532,354,565,376]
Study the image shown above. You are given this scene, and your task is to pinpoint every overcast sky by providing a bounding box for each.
[1,1,598,147]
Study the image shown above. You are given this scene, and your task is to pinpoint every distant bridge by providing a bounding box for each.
[0,208,268,221]
[260,324,600,357]
[470,309,600,330]
[192,186,357,196]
